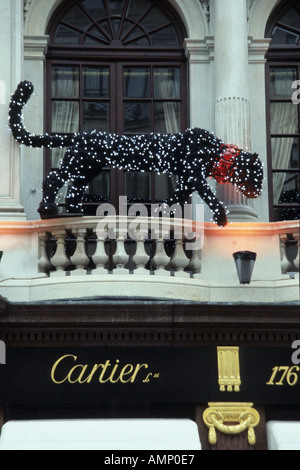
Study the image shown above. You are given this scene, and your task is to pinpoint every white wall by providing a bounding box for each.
[2,0,282,225]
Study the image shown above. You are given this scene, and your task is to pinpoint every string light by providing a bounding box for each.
[9,81,263,226]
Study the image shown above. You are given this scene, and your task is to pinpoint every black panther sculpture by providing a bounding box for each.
[9,81,263,226]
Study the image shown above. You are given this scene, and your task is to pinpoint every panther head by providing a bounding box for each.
[212,145,263,199]
[230,151,263,199]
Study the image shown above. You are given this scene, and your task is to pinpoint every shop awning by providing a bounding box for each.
[267,421,300,450]
[0,419,201,450]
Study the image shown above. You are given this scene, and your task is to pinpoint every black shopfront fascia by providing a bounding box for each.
[0,299,299,426]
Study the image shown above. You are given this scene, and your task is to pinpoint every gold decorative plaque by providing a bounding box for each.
[203,402,260,446]
[217,346,241,392]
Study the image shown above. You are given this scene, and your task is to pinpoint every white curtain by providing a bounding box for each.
[124,68,180,200]
[50,67,181,205]
[155,68,180,133]
[154,69,180,197]
[52,69,79,206]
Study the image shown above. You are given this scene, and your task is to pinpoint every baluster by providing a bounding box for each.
[70,228,90,275]
[50,229,69,277]
[92,228,109,274]
[152,238,171,276]
[113,235,129,274]
[170,239,190,277]
[38,232,51,275]
[187,248,202,278]
[280,234,292,274]
[133,234,150,275]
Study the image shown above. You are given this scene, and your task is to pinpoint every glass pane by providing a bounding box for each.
[274,206,300,222]
[123,30,150,46]
[83,67,109,97]
[125,172,151,201]
[81,0,106,22]
[51,148,65,168]
[142,7,170,32]
[154,68,180,99]
[120,19,137,40]
[280,7,300,31]
[84,25,110,44]
[273,172,300,205]
[52,66,79,98]
[126,0,151,21]
[107,0,125,17]
[124,102,150,133]
[123,68,150,98]
[112,18,122,38]
[52,101,79,133]
[54,25,82,44]
[272,138,300,170]
[62,5,91,31]
[155,173,177,201]
[151,26,180,46]
[86,172,110,200]
[83,102,109,132]
[271,27,299,45]
[270,67,297,99]
[270,102,298,134]
[84,35,103,45]
[154,102,181,133]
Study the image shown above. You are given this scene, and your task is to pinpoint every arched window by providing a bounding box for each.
[266,0,300,222]
[46,0,188,214]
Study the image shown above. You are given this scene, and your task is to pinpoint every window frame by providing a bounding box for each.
[265,0,300,222]
[45,0,189,214]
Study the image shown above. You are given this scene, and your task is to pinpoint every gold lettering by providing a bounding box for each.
[83,363,104,384]
[68,364,89,384]
[99,360,112,383]
[108,359,121,384]
[51,354,77,384]
[266,365,300,386]
[50,355,151,385]
[130,363,148,383]
[119,364,134,383]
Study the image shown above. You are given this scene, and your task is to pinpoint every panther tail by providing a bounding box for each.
[8,81,74,148]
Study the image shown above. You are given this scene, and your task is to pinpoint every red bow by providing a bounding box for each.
[212,144,240,184]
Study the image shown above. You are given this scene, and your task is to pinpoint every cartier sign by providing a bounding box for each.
[50,354,158,385]
[0,346,299,405]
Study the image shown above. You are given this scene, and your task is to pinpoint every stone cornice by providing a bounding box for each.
[1,300,299,347]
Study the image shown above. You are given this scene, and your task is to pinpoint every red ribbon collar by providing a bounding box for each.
[212,144,240,184]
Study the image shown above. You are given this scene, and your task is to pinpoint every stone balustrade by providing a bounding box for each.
[0,217,298,303]
[38,216,202,279]
[280,231,299,276]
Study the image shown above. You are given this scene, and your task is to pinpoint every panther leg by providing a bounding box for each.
[38,168,66,217]
[195,180,228,226]
[64,176,90,214]
[64,166,104,213]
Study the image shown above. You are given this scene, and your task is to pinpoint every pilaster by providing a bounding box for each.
[0,0,26,220]
[22,35,49,220]
[213,0,258,222]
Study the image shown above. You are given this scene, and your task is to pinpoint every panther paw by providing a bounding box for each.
[38,202,58,219]
[214,209,228,227]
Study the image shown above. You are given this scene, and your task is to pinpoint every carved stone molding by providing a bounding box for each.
[0,300,299,347]
[24,0,33,21]
[247,0,257,19]
[199,0,210,23]
[217,346,241,392]
[203,402,260,446]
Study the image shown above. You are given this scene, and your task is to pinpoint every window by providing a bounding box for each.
[46,0,187,214]
[266,0,300,221]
